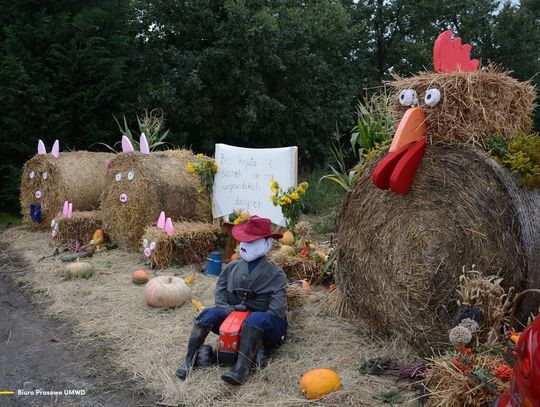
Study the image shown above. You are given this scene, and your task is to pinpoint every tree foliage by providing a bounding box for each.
[0,0,538,211]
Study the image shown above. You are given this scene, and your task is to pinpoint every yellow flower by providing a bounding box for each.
[186,162,196,173]
[270,195,278,206]
[280,196,292,205]
[299,181,309,191]
[290,192,299,201]
[233,218,242,224]
[196,153,204,158]
[270,179,280,194]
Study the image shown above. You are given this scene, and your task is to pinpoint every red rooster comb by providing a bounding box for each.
[433,30,479,73]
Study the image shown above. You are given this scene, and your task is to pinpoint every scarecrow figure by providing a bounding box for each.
[176,216,287,385]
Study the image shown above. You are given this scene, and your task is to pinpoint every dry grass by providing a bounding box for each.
[337,143,536,353]
[0,227,421,407]
[389,67,536,147]
[269,248,333,286]
[143,221,221,269]
[20,151,113,229]
[425,352,510,407]
[100,150,211,251]
[52,210,102,245]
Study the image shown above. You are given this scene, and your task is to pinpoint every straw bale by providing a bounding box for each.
[425,353,510,407]
[286,284,311,310]
[142,221,221,269]
[20,151,113,229]
[389,67,536,146]
[52,210,102,245]
[337,143,539,353]
[269,250,332,285]
[100,150,212,251]
[0,228,420,407]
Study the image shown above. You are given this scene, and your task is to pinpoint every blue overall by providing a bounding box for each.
[197,256,288,346]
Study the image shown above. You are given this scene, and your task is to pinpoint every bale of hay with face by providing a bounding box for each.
[101,150,212,251]
[336,143,539,353]
[142,221,221,269]
[390,67,536,146]
[51,210,102,245]
[20,145,114,229]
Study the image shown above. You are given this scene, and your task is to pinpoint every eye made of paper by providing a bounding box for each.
[127,171,135,181]
[149,242,156,250]
[115,172,122,182]
[143,238,149,248]
[29,171,35,179]
[424,88,441,107]
[42,172,49,180]
[51,219,56,228]
[399,89,418,107]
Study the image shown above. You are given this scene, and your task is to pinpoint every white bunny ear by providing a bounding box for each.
[63,201,69,217]
[157,211,166,229]
[121,136,135,153]
[67,202,73,219]
[140,133,150,155]
[165,217,174,236]
[51,140,60,158]
[38,139,46,155]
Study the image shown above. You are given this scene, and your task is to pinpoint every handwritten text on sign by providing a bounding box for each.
[212,144,298,226]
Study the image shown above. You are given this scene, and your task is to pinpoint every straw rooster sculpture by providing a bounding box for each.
[371,30,528,194]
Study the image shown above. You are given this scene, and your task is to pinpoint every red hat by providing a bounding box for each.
[232,216,283,243]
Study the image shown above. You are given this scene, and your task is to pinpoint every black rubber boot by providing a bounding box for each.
[221,324,264,385]
[175,320,212,380]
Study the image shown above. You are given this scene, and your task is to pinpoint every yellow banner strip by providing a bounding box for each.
[0,391,15,395]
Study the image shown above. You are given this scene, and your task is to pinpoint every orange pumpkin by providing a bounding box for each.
[132,269,150,285]
[144,276,191,308]
[231,252,240,261]
[299,368,341,400]
[300,279,310,289]
[92,229,105,243]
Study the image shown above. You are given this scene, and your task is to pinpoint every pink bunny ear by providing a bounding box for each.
[121,136,135,153]
[140,133,150,155]
[38,139,46,155]
[157,211,166,229]
[165,217,174,235]
[51,140,60,158]
[67,202,73,219]
[63,201,69,217]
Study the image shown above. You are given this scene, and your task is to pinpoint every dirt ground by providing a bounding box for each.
[0,243,155,407]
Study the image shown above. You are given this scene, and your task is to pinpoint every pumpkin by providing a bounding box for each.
[132,269,150,285]
[64,262,94,280]
[230,252,240,261]
[144,275,191,308]
[299,368,342,400]
[280,244,296,256]
[300,279,310,289]
[90,229,105,246]
[281,230,295,246]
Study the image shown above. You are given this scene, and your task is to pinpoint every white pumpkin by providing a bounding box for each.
[144,276,191,308]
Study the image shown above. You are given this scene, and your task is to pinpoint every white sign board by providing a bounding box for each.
[212,144,298,226]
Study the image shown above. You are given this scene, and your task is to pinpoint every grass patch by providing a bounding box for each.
[0,212,22,230]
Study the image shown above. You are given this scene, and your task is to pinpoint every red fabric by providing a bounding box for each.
[232,216,283,242]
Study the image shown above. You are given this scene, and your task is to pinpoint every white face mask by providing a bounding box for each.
[239,238,273,262]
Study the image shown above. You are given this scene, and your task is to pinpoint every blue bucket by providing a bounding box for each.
[206,251,222,277]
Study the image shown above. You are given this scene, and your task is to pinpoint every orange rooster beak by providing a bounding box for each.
[389,107,426,152]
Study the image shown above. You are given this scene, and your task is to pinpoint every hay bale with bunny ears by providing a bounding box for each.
[51,208,102,245]
[101,136,212,251]
[142,215,221,269]
[20,139,114,229]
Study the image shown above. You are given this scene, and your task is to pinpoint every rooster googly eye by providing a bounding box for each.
[399,89,418,107]
[42,172,48,180]
[115,172,122,182]
[143,238,148,248]
[424,88,441,107]
[29,171,35,179]
[149,242,156,250]
[127,171,135,181]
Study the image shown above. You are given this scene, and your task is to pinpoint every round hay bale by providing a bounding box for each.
[336,143,539,352]
[100,150,212,250]
[20,151,114,229]
[390,67,536,146]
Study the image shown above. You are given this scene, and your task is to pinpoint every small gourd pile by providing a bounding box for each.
[276,223,327,263]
